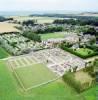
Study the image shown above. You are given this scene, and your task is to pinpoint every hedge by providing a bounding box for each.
[60,45,98,59]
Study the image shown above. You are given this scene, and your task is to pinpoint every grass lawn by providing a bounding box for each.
[14,63,58,89]
[0,60,96,100]
[75,48,94,56]
[40,32,66,40]
[0,47,9,59]
[81,87,96,100]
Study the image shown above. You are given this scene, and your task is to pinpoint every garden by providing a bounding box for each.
[60,42,98,59]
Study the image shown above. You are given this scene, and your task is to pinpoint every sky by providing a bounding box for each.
[0,0,98,12]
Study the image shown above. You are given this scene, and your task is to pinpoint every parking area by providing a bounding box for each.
[7,48,85,76]
[31,48,86,76]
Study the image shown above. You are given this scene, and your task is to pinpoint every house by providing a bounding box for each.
[64,34,79,44]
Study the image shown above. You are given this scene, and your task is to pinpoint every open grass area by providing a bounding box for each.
[40,32,66,40]
[0,60,96,100]
[0,47,9,59]
[75,48,94,56]
[14,63,58,90]
[81,87,96,100]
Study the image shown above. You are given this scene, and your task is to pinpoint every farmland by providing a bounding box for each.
[12,16,63,24]
[0,22,20,33]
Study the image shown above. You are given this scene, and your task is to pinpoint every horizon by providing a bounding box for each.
[0,10,98,16]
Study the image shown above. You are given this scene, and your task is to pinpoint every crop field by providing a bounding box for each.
[0,22,20,33]
[12,16,63,24]
[40,32,66,40]
[0,47,9,59]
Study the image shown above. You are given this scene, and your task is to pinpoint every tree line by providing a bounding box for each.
[53,18,98,26]
[0,16,13,22]
[22,31,41,42]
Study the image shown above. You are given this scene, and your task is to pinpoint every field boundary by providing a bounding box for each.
[13,67,60,91]
[6,59,60,91]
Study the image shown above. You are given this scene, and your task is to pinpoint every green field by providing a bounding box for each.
[40,32,66,40]
[14,63,58,90]
[75,48,94,56]
[0,47,9,59]
[0,60,96,100]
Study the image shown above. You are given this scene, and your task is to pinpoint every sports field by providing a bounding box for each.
[7,55,58,90]
[0,47,9,59]
[14,63,58,90]
[40,32,66,40]
[0,60,96,100]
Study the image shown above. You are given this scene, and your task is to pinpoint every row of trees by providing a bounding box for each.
[22,20,36,26]
[22,31,41,42]
[83,27,97,36]
[0,16,13,22]
[35,26,63,34]
[53,18,98,26]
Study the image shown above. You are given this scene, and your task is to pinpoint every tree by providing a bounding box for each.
[22,20,35,26]
[23,31,41,42]
[83,28,96,35]
[73,66,78,72]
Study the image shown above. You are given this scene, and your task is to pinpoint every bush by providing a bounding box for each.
[63,72,82,93]
[63,72,94,93]
[22,20,35,26]
[23,31,41,42]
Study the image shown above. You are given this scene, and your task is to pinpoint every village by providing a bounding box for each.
[0,14,98,100]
